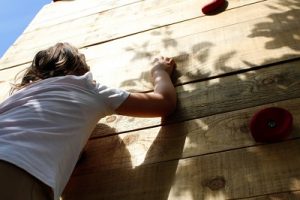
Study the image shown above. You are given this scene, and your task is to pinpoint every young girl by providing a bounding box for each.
[0,42,177,200]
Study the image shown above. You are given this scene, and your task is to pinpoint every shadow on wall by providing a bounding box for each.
[63,123,188,200]
[122,0,300,90]
[63,52,300,200]
[248,0,300,51]
[63,0,300,199]
[122,26,216,89]
[245,0,300,66]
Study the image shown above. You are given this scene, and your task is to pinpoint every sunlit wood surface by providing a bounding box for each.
[1,0,300,199]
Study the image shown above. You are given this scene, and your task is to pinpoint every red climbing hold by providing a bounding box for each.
[250,107,293,143]
[202,0,226,14]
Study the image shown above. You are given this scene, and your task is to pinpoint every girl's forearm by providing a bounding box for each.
[152,70,177,110]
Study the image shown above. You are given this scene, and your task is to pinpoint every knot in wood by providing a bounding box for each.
[206,176,226,191]
[106,115,117,123]
[123,134,139,145]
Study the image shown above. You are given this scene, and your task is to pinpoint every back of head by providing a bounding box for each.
[11,42,90,94]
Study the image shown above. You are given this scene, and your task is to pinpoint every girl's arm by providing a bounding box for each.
[115,57,177,117]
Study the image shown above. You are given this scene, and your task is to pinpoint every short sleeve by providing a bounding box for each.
[93,83,130,113]
[83,72,129,113]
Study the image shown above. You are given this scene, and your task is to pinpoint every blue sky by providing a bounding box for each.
[0,0,51,58]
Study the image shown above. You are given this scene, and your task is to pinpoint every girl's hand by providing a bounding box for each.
[116,56,177,117]
[151,56,176,77]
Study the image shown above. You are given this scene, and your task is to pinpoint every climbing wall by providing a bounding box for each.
[1,0,300,199]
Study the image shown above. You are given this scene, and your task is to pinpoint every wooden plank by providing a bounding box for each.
[0,0,262,69]
[63,138,300,200]
[24,0,142,33]
[1,58,300,135]
[72,98,300,175]
[93,59,300,136]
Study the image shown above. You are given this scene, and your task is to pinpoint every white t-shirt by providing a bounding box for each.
[0,72,129,199]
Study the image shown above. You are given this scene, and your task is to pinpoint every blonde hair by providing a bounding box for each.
[11,43,90,94]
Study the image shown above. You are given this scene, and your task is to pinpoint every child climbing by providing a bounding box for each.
[0,42,177,200]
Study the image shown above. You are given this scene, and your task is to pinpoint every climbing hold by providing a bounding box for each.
[250,107,293,143]
[202,0,226,15]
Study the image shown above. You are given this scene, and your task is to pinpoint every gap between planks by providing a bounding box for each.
[227,190,300,200]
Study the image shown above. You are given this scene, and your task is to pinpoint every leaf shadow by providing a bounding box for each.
[248,0,300,52]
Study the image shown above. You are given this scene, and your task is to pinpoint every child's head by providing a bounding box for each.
[25,42,89,81]
[12,43,90,93]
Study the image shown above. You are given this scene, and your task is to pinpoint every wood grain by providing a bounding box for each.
[63,138,300,200]
[0,0,263,69]
[93,59,300,136]
[24,0,142,33]
[72,98,300,175]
